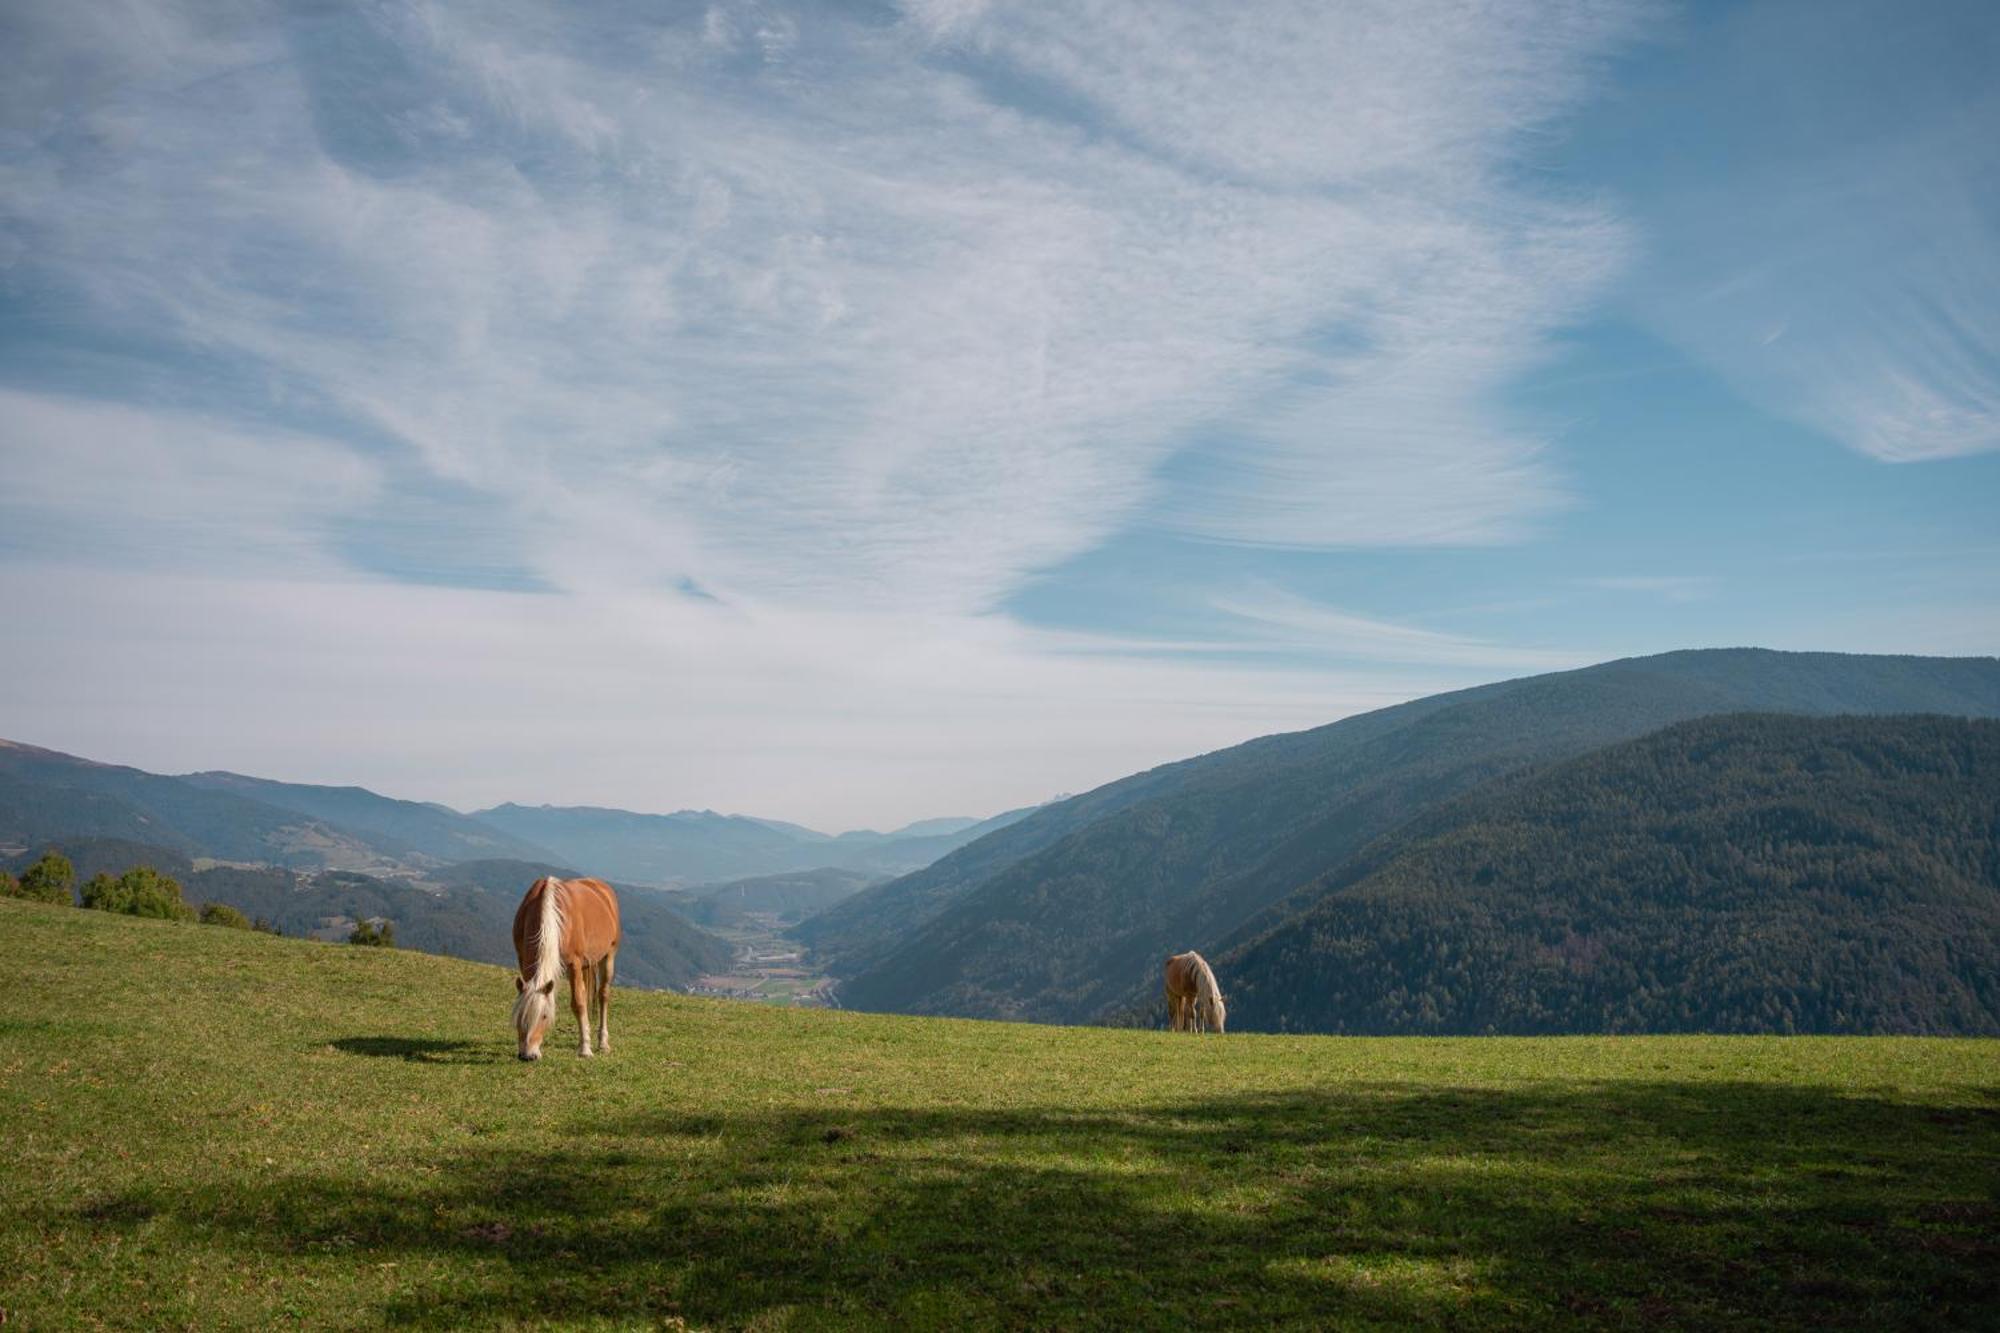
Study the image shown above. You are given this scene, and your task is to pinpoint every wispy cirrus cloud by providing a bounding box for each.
[0,0,1655,822]
[1211,583,1584,670]
[2,0,1649,609]
[1621,0,2000,463]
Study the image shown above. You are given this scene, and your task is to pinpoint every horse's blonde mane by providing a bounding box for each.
[512,877,567,1029]
[1190,951,1225,1031]
[531,877,567,988]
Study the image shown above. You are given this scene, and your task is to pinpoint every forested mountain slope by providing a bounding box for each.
[820,650,2000,1023]
[1213,713,2000,1035]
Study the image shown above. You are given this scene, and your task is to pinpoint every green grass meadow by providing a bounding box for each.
[1,898,1995,1329]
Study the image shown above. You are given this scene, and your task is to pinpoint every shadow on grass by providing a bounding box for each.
[74,1080,2000,1329]
[329,1036,502,1065]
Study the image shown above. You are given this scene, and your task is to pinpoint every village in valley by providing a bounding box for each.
[687,911,840,1007]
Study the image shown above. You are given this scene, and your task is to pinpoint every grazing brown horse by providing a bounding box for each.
[1164,950,1227,1034]
[512,875,621,1061]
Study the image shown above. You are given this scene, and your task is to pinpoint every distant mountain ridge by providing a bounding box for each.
[0,739,394,870]
[812,649,2000,1026]
[471,802,1035,886]
[180,771,561,866]
[0,737,1032,889]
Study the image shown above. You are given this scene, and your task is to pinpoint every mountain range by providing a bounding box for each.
[0,737,1023,886]
[803,648,2000,1030]
[10,646,2000,1033]
[0,737,1022,993]
[468,803,1032,886]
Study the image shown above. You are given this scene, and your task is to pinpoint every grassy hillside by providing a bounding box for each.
[821,650,2000,1024]
[2,900,1995,1329]
[1211,714,2000,1035]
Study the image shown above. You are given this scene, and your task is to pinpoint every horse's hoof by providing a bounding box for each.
[578,1048,594,1059]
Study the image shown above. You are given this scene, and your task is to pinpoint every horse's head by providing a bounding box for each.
[1208,994,1227,1034]
[513,974,557,1060]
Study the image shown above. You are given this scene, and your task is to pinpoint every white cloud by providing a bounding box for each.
[0,1,1656,820]
[0,0,1647,608]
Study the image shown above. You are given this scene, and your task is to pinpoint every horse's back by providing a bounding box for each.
[563,877,621,962]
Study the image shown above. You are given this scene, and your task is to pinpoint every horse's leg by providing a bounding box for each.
[569,959,593,1057]
[596,951,614,1053]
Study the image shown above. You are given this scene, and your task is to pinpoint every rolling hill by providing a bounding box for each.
[813,649,2000,1024]
[1209,713,2000,1035]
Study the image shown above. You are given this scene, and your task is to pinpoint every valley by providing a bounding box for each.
[688,911,841,1007]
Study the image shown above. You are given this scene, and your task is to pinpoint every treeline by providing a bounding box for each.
[2,850,287,934]
[4,844,732,988]
[1220,714,2000,1035]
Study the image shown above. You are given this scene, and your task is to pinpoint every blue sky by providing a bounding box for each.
[1,0,1995,828]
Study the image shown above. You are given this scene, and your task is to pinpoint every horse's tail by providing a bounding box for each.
[529,876,567,992]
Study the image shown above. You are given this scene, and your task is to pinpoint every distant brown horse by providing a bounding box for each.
[1164,950,1226,1034]
[512,875,621,1061]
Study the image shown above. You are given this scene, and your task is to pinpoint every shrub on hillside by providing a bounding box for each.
[13,851,76,905]
[349,917,395,947]
[199,902,253,929]
[81,867,197,921]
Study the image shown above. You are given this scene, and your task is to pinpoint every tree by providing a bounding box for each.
[14,851,76,905]
[81,866,197,921]
[348,917,395,947]
[199,902,253,929]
